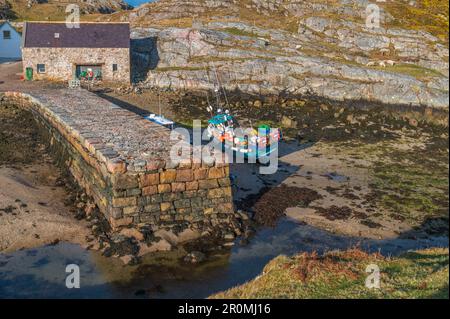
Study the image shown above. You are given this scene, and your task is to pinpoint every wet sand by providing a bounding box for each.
[0,165,90,252]
[0,98,90,253]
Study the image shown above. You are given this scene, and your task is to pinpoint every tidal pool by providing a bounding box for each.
[0,217,447,299]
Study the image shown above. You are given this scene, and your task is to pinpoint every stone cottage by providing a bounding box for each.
[22,22,130,83]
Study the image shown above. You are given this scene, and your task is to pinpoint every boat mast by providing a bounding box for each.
[212,63,230,110]
[158,93,162,117]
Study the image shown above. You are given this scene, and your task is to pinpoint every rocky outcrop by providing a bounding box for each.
[8,0,132,17]
[122,0,449,109]
[0,0,14,19]
[26,0,47,9]
[82,0,133,14]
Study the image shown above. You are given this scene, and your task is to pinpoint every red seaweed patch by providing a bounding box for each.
[238,185,322,226]
[314,206,353,221]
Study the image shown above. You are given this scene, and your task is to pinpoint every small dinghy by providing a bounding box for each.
[145,113,174,130]
[144,94,174,130]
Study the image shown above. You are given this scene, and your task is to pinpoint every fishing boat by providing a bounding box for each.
[206,110,282,159]
[204,63,281,159]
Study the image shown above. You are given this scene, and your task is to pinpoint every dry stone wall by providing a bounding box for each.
[3,89,234,235]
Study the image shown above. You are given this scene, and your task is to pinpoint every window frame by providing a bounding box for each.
[3,30,11,40]
[37,64,46,74]
[112,64,118,72]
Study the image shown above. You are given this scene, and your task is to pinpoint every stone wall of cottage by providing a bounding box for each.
[22,47,130,83]
[3,92,235,234]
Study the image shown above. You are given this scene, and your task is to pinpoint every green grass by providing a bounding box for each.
[155,66,207,72]
[372,162,448,222]
[221,27,258,38]
[382,0,449,43]
[9,1,67,21]
[369,139,449,226]
[211,248,449,299]
[333,121,448,230]
[371,64,446,80]
[175,118,208,129]
[8,0,116,22]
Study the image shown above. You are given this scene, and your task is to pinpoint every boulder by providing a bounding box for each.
[281,115,298,128]
[138,239,172,256]
[184,251,206,264]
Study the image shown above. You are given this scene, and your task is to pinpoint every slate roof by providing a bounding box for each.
[23,22,130,48]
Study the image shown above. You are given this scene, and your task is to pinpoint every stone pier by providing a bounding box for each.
[3,89,234,233]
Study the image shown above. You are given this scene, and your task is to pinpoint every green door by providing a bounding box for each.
[25,67,33,81]
[75,65,102,80]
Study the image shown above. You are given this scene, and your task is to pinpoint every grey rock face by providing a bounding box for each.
[126,0,448,109]
[84,0,133,13]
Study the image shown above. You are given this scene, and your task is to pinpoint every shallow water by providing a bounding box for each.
[324,172,350,183]
[0,217,447,299]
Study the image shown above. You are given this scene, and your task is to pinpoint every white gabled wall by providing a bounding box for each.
[0,22,22,59]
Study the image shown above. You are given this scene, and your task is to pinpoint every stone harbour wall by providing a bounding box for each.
[107,162,234,229]
[22,47,131,83]
[3,90,234,237]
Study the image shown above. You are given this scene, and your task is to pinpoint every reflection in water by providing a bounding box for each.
[0,218,447,299]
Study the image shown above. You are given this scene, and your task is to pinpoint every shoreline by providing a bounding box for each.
[1,61,448,261]
[0,90,448,299]
[1,87,448,253]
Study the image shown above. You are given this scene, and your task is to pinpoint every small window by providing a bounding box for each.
[3,30,11,39]
[112,64,118,72]
[37,64,46,74]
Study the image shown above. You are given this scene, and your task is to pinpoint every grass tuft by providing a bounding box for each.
[211,248,449,299]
